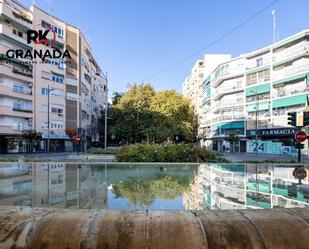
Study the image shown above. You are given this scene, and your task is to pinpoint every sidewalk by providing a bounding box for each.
[0,152,115,162]
[223,152,309,163]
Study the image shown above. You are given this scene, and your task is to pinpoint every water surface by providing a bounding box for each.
[0,163,308,210]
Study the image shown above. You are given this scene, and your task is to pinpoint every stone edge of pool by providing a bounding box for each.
[0,206,308,249]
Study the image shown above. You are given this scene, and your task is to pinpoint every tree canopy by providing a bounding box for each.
[101,83,194,144]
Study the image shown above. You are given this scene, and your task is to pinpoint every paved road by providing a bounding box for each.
[223,152,309,163]
[0,152,115,162]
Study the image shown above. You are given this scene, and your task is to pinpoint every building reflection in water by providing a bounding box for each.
[0,163,108,209]
[0,163,308,211]
[183,164,309,210]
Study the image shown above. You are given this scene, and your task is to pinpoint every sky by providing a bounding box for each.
[20,0,309,95]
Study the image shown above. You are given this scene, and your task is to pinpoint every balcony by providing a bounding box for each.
[1,1,32,29]
[0,125,22,134]
[213,100,244,110]
[272,88,308,99]
[0,85,32,100]
[213,84,243,99]
[212,68,244,87]
[246,57,271,71]
[0,62,33,82]
[273,42,309,64]
[272,64,309,82]
[0,105,33,118]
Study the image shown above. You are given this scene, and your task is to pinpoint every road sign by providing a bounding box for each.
[74,136,81,144]
[293,167,307,180]
[294,131,307,143]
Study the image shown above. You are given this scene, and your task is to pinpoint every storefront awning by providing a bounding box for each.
[272,94,308,109]
[246,83,270,97]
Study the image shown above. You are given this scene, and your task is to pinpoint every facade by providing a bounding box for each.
[0,0,107,153]
[183,164,309,210]
[184,30,309,155]
[182,54,231,138]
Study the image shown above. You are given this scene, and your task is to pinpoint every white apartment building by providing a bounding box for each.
[183,30,309,155]
[0,0,107,153]
[182,54,231,138]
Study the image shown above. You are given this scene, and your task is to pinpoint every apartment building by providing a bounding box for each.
[184,30,309,155]
[182,54,231,138]
[0,0,107,153]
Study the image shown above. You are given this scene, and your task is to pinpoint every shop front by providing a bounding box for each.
[246,127,298,155]
[212,121,247,153]
[42,133,71,152]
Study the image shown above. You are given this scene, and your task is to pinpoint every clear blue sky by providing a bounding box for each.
[20,0,309,95]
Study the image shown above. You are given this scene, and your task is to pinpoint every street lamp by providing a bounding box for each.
[249,89,259,154]
[47,85,55,153]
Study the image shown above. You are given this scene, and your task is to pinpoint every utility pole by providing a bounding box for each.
[47,85,55,153]
[104,73,108,150]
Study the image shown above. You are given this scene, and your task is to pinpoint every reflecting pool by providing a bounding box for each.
[0,163,308,210]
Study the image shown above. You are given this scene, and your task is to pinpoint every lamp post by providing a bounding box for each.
[249,89,259,154]
[104,73,108,150]
[47,85,55,153]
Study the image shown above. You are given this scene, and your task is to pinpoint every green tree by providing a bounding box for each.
[102,83,194,145]
[150,90,194,141]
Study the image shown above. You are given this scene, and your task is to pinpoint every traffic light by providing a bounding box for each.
[295,143,305,149]
[304,111,309,126]
[288,112,297,127]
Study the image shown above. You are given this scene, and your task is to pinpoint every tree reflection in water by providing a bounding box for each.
[112,176,191,208]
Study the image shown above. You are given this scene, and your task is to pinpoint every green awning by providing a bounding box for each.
[206,88,211,98]
[272,94,308,109]
[0,14,30,32]
[247,102,269,112]
[273,73,307,86]
[307,73,309,87]
[246,83,270,96]
[220,121,244,130]
[203,75,211,85]
[0,34,32,50]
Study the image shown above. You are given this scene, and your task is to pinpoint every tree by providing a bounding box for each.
[100,83,195,145]
[112,92,124,106]
[225,132,240,152]
[150,90,194,142]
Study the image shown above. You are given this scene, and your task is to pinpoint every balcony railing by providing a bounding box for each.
[272,64,309,82]
[12,67,33,78]
[273,42,309,63]
[272,88,307,98]
[214,84,243,98]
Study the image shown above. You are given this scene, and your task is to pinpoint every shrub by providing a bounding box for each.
[86,148,118,155]
[116,143,228,163]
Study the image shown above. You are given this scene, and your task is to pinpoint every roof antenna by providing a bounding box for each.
[45,0,54,14]
[272,10,276,43]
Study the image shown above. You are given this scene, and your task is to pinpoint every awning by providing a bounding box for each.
[247,101,269,112]
[272,94,308,109]
[246,83,270,96]
[273,73,307,86]
[0,34,32,50]
[212,121,244,131]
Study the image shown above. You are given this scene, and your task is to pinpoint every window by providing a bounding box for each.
[52,75,64,84]
[256,58,263,67]
[41,88,48,95]
[13,85,24,93]
[13,29,17,35]
[18,31,23,38]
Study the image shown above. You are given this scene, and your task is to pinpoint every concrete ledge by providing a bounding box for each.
[0,206,309,248]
